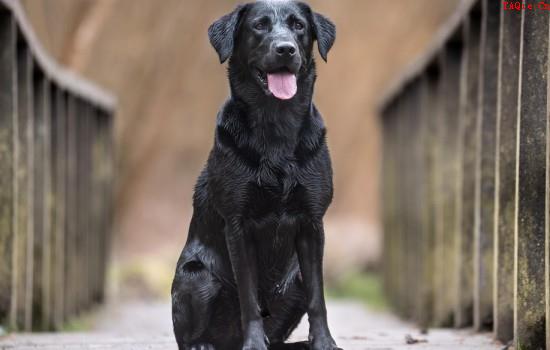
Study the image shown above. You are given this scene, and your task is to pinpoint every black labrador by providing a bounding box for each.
[171,1,339,349]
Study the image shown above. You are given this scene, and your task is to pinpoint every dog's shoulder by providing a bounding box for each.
[294,104,329,165]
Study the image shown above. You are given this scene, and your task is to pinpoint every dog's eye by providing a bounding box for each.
[254,22,266,31]
[294,22,304,31]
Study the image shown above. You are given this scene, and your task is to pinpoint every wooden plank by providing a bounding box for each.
[82,104,92,311]
[14,41,34,332]
[514,2,548,348]
[64,95,77,320]
[401,85,418,320]
[416,67,439,328]
[473,0,500,332]
[455,6,481,328]
[89,110,100,305]
[406,79,423,323]
[31,73,52,330]
[52,89,66,329]
[0,10,16,330]
[394,93,407,318]
[382,101,399,313]
[101,112,114,304]
[494,3,521,344]
[433,35,463,328]
[75,100,90,313]
[31,72,44,329]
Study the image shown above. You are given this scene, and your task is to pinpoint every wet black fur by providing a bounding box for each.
[171,2,339,350]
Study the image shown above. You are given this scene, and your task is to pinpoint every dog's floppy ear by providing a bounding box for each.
[297,2,336,62]
[312,12,336,62]
[208,4,249,63]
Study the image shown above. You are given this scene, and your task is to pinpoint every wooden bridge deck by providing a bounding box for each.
[0,301,501,350]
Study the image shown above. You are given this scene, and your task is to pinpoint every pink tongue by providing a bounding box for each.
[267,72,297,100]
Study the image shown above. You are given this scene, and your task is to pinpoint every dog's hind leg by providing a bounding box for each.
[172,255,221,350]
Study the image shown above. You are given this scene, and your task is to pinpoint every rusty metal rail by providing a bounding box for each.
[0,0,115,332]
[380,0,548,348]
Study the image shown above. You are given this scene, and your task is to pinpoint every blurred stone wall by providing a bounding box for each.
[20,0,459,284]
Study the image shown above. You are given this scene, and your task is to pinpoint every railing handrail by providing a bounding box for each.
[377,0,477,112]
[0,0,116,112]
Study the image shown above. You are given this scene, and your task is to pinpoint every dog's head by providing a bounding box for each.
[208,0,336,101]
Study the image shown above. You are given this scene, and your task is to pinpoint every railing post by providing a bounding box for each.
[0,10,16,330]
[515,2,548,348]
[433,32,464,328]
[14,42,33,332]
[494,2,521,343]
[64,94,77,320]
[51,88,66,330]
[417,66,440,328]
[456,5,482,328]
[382,99,400,314]
[31,73,52,330]
[473,0,500,331]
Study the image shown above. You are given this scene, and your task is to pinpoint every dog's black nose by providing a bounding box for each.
[275,42,296,57]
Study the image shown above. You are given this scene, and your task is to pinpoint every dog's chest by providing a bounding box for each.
[244,155,308,219]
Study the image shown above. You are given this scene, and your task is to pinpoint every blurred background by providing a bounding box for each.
[20,0,459,303]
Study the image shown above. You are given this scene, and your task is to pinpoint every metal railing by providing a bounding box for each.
[0,0,115,331]
[380,0,548,348]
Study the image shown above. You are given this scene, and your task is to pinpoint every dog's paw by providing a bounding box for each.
[188,343,216,350]
[242,340,268,350]
[309,335,342,350]
[242,336,268,350]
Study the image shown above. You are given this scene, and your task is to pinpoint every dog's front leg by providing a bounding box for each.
[225,217,267,350]
[296,220,341,350]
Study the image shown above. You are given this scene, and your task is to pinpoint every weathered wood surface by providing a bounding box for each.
[456,7,481,329]
[515,2,548,348]
[0,301,502,350]
[380,0,550,348]
[0,10,17,330]
[493,2,520,344]
[0,0,115,332]
[473,0,499,332]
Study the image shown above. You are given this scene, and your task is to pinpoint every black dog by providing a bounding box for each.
[171,1,339,349]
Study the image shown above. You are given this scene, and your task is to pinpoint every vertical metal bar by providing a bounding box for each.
[14,41,33,332]
[0,11,16,330]
[494,2,521,343]
[473,0,500,332]
[456,6,482,328]
[515,1,548,348]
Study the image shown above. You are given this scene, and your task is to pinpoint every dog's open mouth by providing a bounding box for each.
[256,68,297,100]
